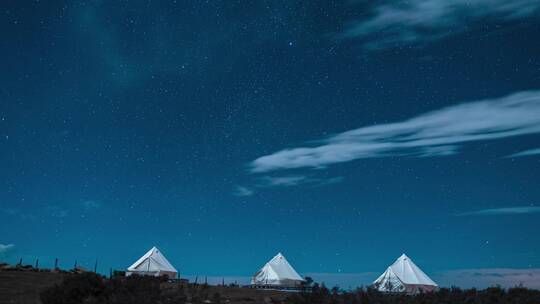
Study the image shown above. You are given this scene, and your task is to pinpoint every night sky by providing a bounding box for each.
[2,1,540,288]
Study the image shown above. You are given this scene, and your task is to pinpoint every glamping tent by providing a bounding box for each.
[373,254,438,294]
[126,246,178,278]
[251,252,304,288]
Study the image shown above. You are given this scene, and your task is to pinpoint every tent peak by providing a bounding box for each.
[373,253,437,294]
[251,252,304,287]
[126,246,178,277]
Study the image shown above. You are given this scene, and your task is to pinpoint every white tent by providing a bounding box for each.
[126,246,178,278]
[251,252,304,287]
[373,254,438,294]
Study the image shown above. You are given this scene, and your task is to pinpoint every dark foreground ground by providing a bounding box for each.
[0,270,287,304]
[0,271,64,304]
[1,269,540,304]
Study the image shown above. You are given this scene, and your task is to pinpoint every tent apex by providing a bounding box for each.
[126,246,178,277]
[252,252,303,287]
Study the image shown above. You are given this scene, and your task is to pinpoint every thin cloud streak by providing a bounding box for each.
[259,176,309,187]
[258,175,344,188]
[458,206,540,216]
[232,176,343,196]
[250,90,540,173]
[507,148,540,158]
[433,268,540,289]
[0,244,15,254]
[340,0,540,50]
[233,186,255,197]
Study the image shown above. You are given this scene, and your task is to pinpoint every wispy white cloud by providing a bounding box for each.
[507,147,540,158]
[315,176,345,186]
[340,0,540,50]
[433,268,540,289]
[233,186,255,197]
[259,175,310,187]
[0,244,15,254]
[250,90,540,173]
[258,175,344,187]
[233,175,343,195]
[458,206,540,216]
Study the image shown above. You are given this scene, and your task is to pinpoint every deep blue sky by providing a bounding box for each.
[1,0,540,288]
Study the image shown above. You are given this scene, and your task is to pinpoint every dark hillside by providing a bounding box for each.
[0,271,64,304]
[2,270,540,304]
[0,270,288,304]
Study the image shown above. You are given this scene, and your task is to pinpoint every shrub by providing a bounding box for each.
[40,273,184,304]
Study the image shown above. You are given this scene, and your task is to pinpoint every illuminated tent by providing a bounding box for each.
[373,254,438,294]
[126,246,178,278]
[251,252,304,287]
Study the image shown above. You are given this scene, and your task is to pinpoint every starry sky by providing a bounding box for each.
[1,0,540,288]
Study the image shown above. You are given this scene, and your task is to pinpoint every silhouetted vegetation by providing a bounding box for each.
[288,284,540,304]
[39,273,540,304]
[40,272,188,304]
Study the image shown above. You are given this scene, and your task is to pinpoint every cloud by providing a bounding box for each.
[0,244,14,254]
[315,176,345,186]
[507,147,540,158]
[250,90,540,173]
[458,206,540,216]
[433,268,540,289]
[82,200,102,210]
[258,175,344,187]
[340,0,540,50]
[233,186,255,197]
[259,175,310,187]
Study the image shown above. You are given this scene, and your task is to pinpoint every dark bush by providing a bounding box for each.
[40,273,188,304]
[40,272,106,304]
